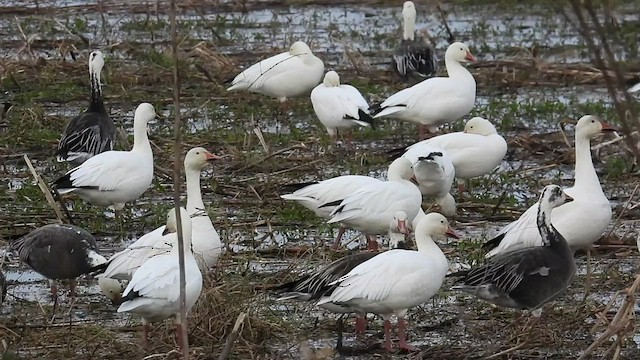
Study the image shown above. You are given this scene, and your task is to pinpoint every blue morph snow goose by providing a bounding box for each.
[453,185,576,311]
[56,50,115,165]
[226,41,324,102]
[393,1,438,80]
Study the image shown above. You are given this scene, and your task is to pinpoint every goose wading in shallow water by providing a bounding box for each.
[274,211,411,348]
[117,207,203,349]
[392,1,438,80]
[317,212,459,352]
[373,42,476,139]
[483,115,616,257]
[10,224,109,310]
[400,116,507,192]
[327,157,422,251]
[403,148,456,216]
[452,185,576,316]
[226,41,325,102]
[56,50,116,165]
[280,175,383,249]
[310,70,374,148]
[52,103,156,213]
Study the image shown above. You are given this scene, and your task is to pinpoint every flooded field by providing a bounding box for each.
[1,0,639,359]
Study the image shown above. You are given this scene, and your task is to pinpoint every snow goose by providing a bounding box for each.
[52,103,156,211]
[484,115,615,257]
[280,175,383,248]
[393,1,437,80]
[402,117,507,191]
[327,157,422,251]
[274,212,411,348]
[56,50,116,165]
[117,207,203,349]
[10,224,108,310]
[310,71,374,147]
[374,42,476,139]
[318,212,458,351]
[226,41,324,102]
[403,148,456,216]
[453,185,576,312]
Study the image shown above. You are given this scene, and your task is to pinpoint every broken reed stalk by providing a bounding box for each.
[169,0,189,358]
[23,154,65,224]
[217,312,247,360]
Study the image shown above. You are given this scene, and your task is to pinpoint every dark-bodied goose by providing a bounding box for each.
[275,211,411,348]
[484,116,615,257]
[56,50,115,165]
[318,213,458,352]
[0,270,6,305]
[453,185,576,311]
[393,1,438,80]
[10,223,108,309]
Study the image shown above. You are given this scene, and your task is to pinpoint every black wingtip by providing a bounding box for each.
[418,152,443,162]
[51,172,73,190]
[279,181,320,194]
[369,103,383,116]
[223,76,235,84]
[482,233,505,250]
[88,261,109,275]
[319,199,343,209]
[357,109,375,130]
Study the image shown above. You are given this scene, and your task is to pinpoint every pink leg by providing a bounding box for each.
[142,320,151,349]
[383,320,393,352]
[50,280,59,313]
[457,181,466,193]
[331,226,347,250]
[354,315,367,336]
[366,235,379,252]
[398,318,418,351]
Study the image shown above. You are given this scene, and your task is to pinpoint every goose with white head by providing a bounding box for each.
[374,42,476,139]
[327,157,422,251]
[53,103,156,211]
[392,1,438,80]
[310,70,374,147]
[57,50,116,165]
[484,115,615,256]
[117,207,203,349]
[227,41,324,102]
[404,148,456,216]
[274,211,412,348]
[453,185,576,311]
[318,212,458,352]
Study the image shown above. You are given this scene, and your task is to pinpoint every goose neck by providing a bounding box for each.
[573,134,602,193]
[185,167,205,213]
[402,16,416,41]
[132,121,151,153]
[88,72,107,115]
[444,58,474,82]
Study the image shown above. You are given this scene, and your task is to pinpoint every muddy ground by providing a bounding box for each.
[0,0,639,359]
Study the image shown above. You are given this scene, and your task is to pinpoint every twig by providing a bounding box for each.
[218,312,247,360]
[605,183,639,239]
[23,155,65,224]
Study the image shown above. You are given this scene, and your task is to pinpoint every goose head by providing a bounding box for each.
[322,71,340,87]
[387,157,415,182]
[538,185,573,212]
[88,50,105,78]
[391,210,410,235]
[98,277,124,304]
[134,102,157,131]
[575,115,617,139]
[289,41,312,56]
[445,42,477,63]
[162,206,190,234]
[464,117,497,136]
[185,147,221,172]
[415,212,459,239]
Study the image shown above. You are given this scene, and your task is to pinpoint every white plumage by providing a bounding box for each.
[403,146,456,216]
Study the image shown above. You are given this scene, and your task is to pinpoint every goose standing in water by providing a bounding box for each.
[275,212,411,348]
[392,1,438,80]
[56,50,115,165]
[10,224,108,310]
[52,103,156,212]
[453,185,576,313]
[226,41,324,102]
[117,208,203,349]
[318,213,458,351]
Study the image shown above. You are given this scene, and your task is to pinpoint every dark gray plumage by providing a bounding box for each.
[452,185,576,310]
[56,50,115,165]
[393,40,438,80]
[0,270,6,305]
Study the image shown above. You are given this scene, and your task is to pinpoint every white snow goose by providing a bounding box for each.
[274,212,411,348]
[327,157,422,251]
[403,147,456,216]
[117,207,203,349]
[393,1,438,80]
[280,175,383,249]
[56,50,115,165]
[10,223,108,310]
[310,71,374,148]
[402,116,507,192]
[453,185,576,313]
[483,115,616,257]
[317,212,458,352]
[226,41,324,102]
[52,103,156,212]
[374,42,476,139]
